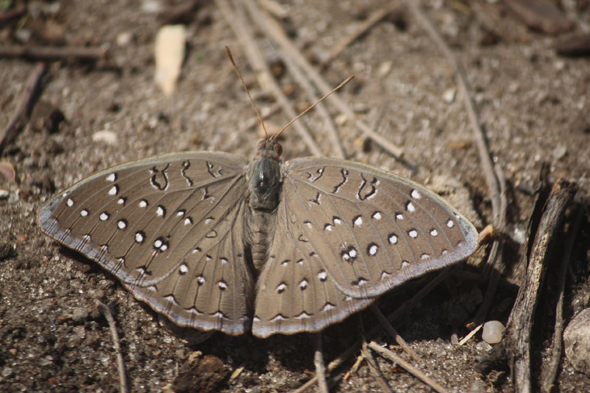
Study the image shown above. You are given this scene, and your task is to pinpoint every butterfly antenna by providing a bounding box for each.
[225,46,269,139]
[274,76,354,140]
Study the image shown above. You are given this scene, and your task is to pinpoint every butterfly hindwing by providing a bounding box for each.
[252,196,374,337]
[39,152,255,335]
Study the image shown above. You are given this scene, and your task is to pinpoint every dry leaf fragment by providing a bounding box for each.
[154,24,187,96]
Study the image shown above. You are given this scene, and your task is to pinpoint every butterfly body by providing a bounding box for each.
[39,136,478,338]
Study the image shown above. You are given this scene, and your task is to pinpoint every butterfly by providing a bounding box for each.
[39,134,478,338]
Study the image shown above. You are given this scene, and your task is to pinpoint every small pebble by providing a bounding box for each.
[72,307,89,322]
[378,61,392,77]
[564,308,590,375]
[552,145,567,160]
[482,320,505,344]
[92,130,118,145]
[442,88,456,103]
[116,31,134,46]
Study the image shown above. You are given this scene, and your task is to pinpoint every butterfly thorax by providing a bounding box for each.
[245,139,283,272]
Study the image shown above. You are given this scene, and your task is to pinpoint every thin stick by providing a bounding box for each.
[312,333,329,393]
[0,62,47,151]
[273,41,346,158]
[384,266,454,326]
[241,0,408,161]
[292,338,363,393]
[458,324,482,347]
[238,102,281,133]
[362,340,393,393]
[368,342,449,393]
[0,5,26,23]
[225,46,269,138]
[405,1,508,327]
[217,0,322,156]
[0,45,107,61]
[327,5,402,63]
[275,76,354,140]
[541,202,583,393]
[471,165,507,326]
[370,304,423,365]
[96,300,128,393]
[404,1,500,222]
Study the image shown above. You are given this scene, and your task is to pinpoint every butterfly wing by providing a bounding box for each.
[39,152,255,335]
[252,193,374,337]
[252,157,478,336]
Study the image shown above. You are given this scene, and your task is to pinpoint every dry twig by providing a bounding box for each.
[362,340,393,393]
[96,300,128,393]
[242,0,407,161]
[541,202,583,392]
[368,342,449,393]
[327,4,403,63]
[312,333,329,393]
[404,0,506,326]
[0,5,27,23]
[0,45,107,61]
[370,304,423,365]
[216,0,322,156]
[0,62,47,152]
[504,179,577,393]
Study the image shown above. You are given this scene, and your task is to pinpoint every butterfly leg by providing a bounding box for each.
[311,332,330,393]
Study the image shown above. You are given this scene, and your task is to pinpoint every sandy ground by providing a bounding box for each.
[1,0,590,391]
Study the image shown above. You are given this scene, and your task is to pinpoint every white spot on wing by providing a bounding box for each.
[106,173,116,182]
[406,201,416,213]
[389,234,398,244]
[447,219,455,228]
[372,212,382,220]
[430,229,438,237]
[271,314,286,322]
[353,216,363,227]
[80,209,89,217]
[179,264,188,274]
[135,232,144,243]
[99,212,109,221]
[411,189,422,199]
[139,200,148,208]
[108,186,118,196]
[164,295,178,305]
[66,198,74,207]
[408,229,418,238]
[368,244,378,256]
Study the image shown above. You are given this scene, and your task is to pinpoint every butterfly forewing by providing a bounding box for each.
[40,152,255,335]
[281,157,478,299]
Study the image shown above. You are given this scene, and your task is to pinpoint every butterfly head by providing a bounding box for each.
[256,137,283,159]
